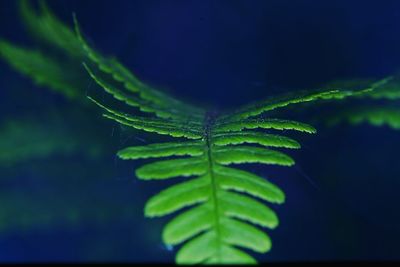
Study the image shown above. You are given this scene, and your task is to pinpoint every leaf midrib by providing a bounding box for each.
[204,113,222,262]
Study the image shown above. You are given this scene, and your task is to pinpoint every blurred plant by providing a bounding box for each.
[0,0,145,243]
[0,111,103,168]
[322,77,400,129]
[0,0,87,101]
[289,77,400,130]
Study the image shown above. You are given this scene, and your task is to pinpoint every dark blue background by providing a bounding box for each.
[0,0,399,263]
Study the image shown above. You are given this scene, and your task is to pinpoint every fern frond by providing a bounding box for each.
[83,63,193,120]
[82,30,372,262]
[320,75,400,101]
[366,75,400,100]
[219,76,391,123]
[340,77,400,129]
[73,17,205,119]
[88,96,203,139]
[0,0,93,101]
[88,83,364,263]
[88,95,307,263]
[298,76,400,130]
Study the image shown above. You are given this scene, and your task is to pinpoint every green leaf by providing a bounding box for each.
[215,118,317,134]
[136,157,207,180]
[145,176,210,217]
[220,217,272,253]
[205,245,257,264]
[104,113,203,139]
[215,166,285,204]
[118,141,204,160]
[163,204,212,245]
[214,145,295,166]
[213,131,300,149]
[219,191,279,229]
[176,231,216,264]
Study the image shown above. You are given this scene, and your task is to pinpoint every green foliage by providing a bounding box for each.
[0,0,140,236]
[0,104,135,232]
[328,105,400,130]
[0,40,84,100]
[73,16,375,263]
[18,0,85,58]
[0,0,88,101]
[0,165,137,232]
[344,76,400,129]
[0,116,88,167]
[361,75,400,100]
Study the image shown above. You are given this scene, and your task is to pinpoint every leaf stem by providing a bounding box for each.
[204,112,222,261]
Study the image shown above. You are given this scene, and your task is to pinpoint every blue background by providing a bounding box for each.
[0,0,399,263]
